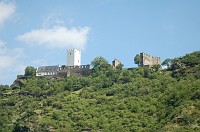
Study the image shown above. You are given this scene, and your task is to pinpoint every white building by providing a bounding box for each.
[35,49,82,77]
[67,49,81,66]
[36,65,61,76]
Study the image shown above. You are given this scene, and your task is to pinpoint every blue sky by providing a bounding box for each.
[0,0,200,85]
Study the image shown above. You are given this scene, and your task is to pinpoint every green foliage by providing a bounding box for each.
[181,51,200,66]
[162,58,173,67]
[134,54,141,66]
[24,66,36,76]
[0,51,200,131]
[167,51,200,79]
[91,56,109,68]
[152,64,161,71]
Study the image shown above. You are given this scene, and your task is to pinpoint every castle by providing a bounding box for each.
[36,49,90,78]
[140,52,161,67]
[112,59,121,68]
[35,49,161,78]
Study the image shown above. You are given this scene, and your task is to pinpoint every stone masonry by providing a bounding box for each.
[140,52,160,67]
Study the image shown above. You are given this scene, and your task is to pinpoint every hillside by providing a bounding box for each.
[0,51,200,132]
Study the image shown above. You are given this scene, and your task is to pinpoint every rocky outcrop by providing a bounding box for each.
[10,75,27,89]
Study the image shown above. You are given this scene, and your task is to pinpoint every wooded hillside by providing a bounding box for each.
[0,51,200,132]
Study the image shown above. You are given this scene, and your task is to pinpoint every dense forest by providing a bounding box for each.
[0,51,200,132]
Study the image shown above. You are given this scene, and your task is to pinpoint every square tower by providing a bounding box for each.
[67,49,81,66]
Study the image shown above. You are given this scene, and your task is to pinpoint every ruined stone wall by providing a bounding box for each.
[57,65,91,78]
[140,52,160,67]
[112,59,121,68]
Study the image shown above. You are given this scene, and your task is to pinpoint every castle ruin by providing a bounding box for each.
[33,50,161,78]
[57,65,90,78]
[112,59,121,68]
[140,52,160,67]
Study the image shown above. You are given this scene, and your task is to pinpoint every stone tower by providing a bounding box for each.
[112,59,121,68]
[67,49,81,66]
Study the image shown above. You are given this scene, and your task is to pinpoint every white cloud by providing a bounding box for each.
[0,41,25,85]
[17,26,90,49]
[0,1,15,26]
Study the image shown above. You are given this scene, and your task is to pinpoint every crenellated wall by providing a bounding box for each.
[57,65,91,78]
[140,52,160,67]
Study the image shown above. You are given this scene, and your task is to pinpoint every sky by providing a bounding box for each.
[0,0,200,85]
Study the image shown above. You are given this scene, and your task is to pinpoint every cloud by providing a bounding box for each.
[0,41,25,85]
[0,1,15,26]
[17,26,90,49]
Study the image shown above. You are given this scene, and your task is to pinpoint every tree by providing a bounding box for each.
[161,58,172,67]
[152,64,161,71]
[24,66,36,76]
[181,51,200,66]
[134,54,141,66]
[1,51,200,132]
[13,123,30,132]
[91,56,109,68]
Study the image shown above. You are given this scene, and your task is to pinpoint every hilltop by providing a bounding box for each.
[0,51,200,131]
